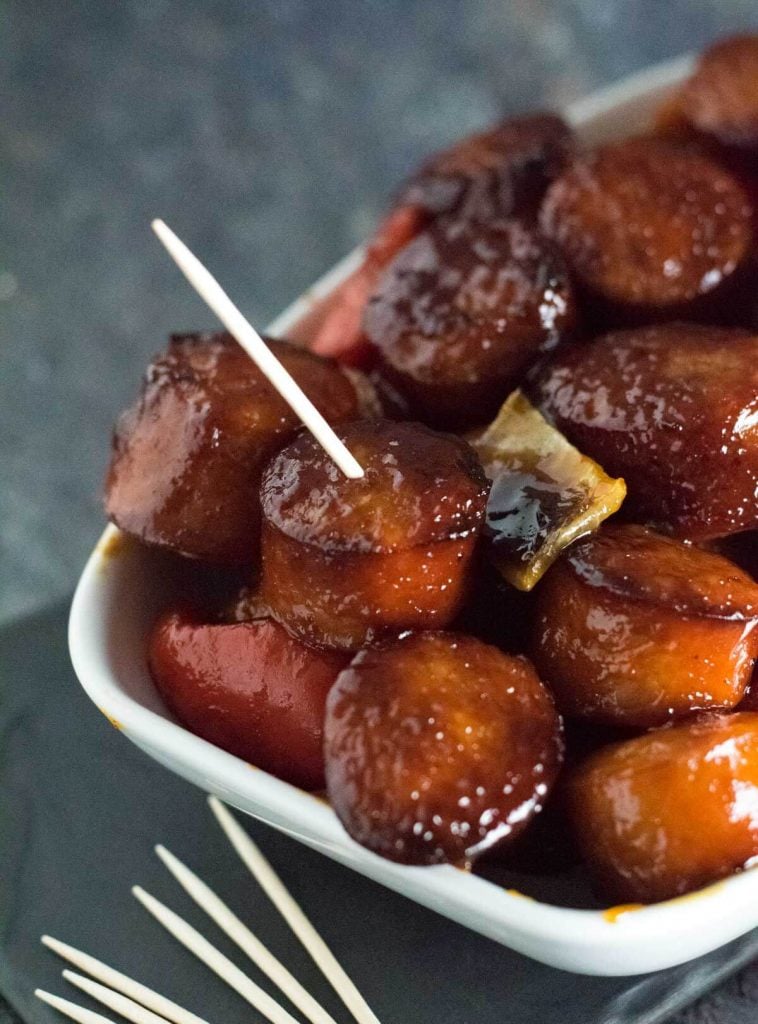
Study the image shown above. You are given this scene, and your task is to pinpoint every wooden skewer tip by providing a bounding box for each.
[206,797,382,1024]
[62,970,172,1024]
[35,989,116,1024]
[132,886,301,1024]
[41,935,210,1024]
[153,843,338,1024]
[149,219,364,480]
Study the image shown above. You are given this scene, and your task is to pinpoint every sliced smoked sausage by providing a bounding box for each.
[532,323,758,540]
[567,713,758,902]
[364,218,577,429]
[540,137,753,326]
[148,609,350,790]
[308,114,573,362]
[105,333,377,564]
[394,112,573,225]
[680,35,758,154]
[324,632,563,865]
[304,205,426,364]
[531,524,758,728]
[258,419,489,650]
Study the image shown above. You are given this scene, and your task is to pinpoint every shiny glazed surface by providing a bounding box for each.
[533,323,758,539]
[307,205,426,363]
[364,218,577,429]
[532,525,758,727]
[72,46,758,974]
[324,632,563,865]
[308,112,572,362]
[568,524,758,619]
[148,609,349,790]
[96,44,758,914]
[105,333,369,564]
[259,419,488,649]
[395,112,573,225]
[472,390,626,590]
[260,525,478,650]
[567,713,758,903]
[260,419,488,553]
[540,137,753,322]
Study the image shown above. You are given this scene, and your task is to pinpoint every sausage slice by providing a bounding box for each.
[532,323,758,540]
[567,713,758,902]
[540,137,753,325]
[259,419,489,649]
[532,524,758,728]
[325,632,563,865]
[105,333,376,564]
[364,219,577,429]
[680,35,758,153]
[304,205,426,363]
[308,113,573,362]
[395,112,573,225]
[148,609,349,790]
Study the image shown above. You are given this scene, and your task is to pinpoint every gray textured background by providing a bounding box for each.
[2,1,758,1019]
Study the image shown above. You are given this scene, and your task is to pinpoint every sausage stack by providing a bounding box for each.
[104,33,758,903]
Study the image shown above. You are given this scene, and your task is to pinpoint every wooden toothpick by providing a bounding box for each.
[151,219,364,480]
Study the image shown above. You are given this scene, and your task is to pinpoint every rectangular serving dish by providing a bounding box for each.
[69,52,758,977]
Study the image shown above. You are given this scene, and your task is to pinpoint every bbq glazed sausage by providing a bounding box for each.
[363,219,577,430]
[531,323,758,540]
[308,113,573,363]
[540,137,754,326]
[105,333,378,564]
[679,35,758,156]
[324,632,563,865]
[148,609,349,790]
[258,419,489,650]
[394,112,573,226]
[566,713,758,903]
[303,205,426,364]
[531,524,758,728]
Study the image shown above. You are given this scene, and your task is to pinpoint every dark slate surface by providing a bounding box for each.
[2,2,758,1020]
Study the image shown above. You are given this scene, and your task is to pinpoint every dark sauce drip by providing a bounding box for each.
[486,469,588,565]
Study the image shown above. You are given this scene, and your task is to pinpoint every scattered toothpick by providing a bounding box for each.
[154,844,338,1024]
[41,936,209,1024]
[132,886,299,1024]
[209,797,381,1024]
[39,799,382,1024]
[36,989,119,1024]
[62,972,174,1024]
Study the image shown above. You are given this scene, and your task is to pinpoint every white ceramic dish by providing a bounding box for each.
[69,52,758,977]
